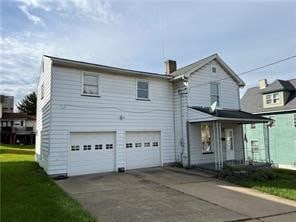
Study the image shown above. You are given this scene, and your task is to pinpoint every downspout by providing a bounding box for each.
[266,123,271,164]
[186,121,191,168]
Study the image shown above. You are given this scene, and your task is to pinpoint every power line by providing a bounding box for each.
[188,55,296,90]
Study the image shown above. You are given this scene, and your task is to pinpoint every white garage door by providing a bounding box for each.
[69,132,115,176]
[126,131,161,170]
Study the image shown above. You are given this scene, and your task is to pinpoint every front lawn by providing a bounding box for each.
[0,143,35,149]
[221,167,296,201]
[0,148,95,222]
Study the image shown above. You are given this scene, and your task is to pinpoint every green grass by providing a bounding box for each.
[0,143,35,149]
[224,168,296,201]
[0,148,95,222]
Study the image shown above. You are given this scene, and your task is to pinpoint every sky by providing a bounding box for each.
[1,0,296,108]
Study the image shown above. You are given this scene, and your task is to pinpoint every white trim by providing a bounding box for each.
[81,71,101,97]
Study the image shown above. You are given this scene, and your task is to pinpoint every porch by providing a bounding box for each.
[187,107,271,171]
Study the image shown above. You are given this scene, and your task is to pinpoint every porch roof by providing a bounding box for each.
[189,106,271,123]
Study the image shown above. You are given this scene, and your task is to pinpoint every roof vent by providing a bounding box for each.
[259,79,268,89]
[164,60,177,75]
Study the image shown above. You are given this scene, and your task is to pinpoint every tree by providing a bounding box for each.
[17,92,37,115]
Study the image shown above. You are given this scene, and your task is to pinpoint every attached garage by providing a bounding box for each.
[68,132,115,176]
[125,131,161,170]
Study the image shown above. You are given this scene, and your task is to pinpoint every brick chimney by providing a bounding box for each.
[165,60,177,75]
[259,79,268,89]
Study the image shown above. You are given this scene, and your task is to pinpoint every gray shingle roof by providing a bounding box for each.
[241,79,296,114]
[190,106,270,122]
[260,79,295,93]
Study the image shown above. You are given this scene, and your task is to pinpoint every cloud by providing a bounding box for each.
[18,5,44,26]
[17,0,115,25]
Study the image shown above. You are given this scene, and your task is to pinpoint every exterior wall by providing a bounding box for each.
[188,60,240,109]
[36,57,52,171]
[173,80,188,165]
[189,122,244,165]
[244,112,296,169]
[47,66,175,175]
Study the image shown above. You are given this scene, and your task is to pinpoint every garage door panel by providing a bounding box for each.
[126,131,161,170]
[69,132,115,176]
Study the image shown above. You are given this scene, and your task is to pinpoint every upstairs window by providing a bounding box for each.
[210,82,220,106]
[82,73,100,96]
[137,80,149,100]
[265,92,279,105]
[211,65,217,73]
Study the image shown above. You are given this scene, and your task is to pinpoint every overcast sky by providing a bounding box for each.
[1,0,296,107]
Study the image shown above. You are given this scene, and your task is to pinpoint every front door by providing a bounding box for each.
[225,129,235,160]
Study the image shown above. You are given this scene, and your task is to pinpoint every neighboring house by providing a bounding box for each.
[0,95,14,115]
[0,112,36,145]
[241,79,296,170]
[36,54,269,176]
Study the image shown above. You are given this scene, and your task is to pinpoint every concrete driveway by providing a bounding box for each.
[56,167,296,222]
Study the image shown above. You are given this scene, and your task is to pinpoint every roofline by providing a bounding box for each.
[44,55,172,80]
[171,54,245,86]
[189,117,270,123]
[253,108,296,115]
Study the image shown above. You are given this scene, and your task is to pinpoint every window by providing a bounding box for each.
[106,144,113,149]
[210,83,220,106]
[95,144,103,150]
[126,143,133,148]
[152,142,159,147]
[71,145,80,151]
[269,116,276,128]
[201,124,211,153]
[211,65,217,73]
[250,123,256,129]
[144,142,150,147]
[83,145,91,150]
[41,83,44,99]
[137,80,149,100]
[265,93,280,105]
[82,73,100,96]
[251,140,259,153]
[135,143,142,148]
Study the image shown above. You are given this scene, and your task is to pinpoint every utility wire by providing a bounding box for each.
[188,55,296,90]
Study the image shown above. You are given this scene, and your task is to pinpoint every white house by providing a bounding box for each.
[36,54,269,176]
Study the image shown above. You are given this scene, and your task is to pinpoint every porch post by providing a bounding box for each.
[263,123,271,163]
[214,121,218,170]
[218,121,223,169]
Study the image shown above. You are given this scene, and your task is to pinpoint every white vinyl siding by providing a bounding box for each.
[46,66,174,175]
[188,60,240,109]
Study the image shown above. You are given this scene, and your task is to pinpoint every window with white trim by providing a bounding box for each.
[137,80,149,100]
[82,73,100,96]
[106,144,113,149]
[211,65,217,73]
[71,145,80,151]
[126,143,133,148]
[265,92,279,105]
[152,142,159,147]
[251,140,259,153]
[83,145,91,150]
[135,143,142,148]
[144,142,150,147]
[95,144,103,150]
[201,124,211,153]
[210,83,220,106]
[41,83,44,99]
